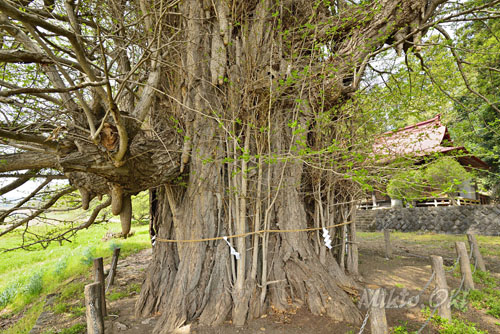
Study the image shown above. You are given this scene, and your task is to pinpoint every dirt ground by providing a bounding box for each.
[22,233,500,334]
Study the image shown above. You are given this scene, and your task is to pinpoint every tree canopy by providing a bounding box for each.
[361,1,500,198]
[0,0,499,332]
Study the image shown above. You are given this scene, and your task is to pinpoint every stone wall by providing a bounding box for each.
[355,205,500,236]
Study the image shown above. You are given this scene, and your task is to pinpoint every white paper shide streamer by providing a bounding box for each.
[322,227,332,250]
[223,236,241,259]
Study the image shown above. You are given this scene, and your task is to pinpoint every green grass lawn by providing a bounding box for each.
[0,221,151,333]
[358,231,500,258]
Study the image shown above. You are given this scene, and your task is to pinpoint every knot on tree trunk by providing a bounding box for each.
[100,122,119,152]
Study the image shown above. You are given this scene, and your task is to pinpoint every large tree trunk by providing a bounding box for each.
[136,145,362,333]
[132,0,438,333]
[136,108,234,333]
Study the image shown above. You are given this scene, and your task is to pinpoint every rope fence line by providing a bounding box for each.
[417,305,439,334]
[470,243,479,275]
[415,271,436,301]
[157,225,483,334]
[358,308,370,334]
[155,220,353,243]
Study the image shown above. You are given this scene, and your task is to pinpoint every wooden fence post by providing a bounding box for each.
[85,282,105,334]
[369,289,388,334]
[347,222,359,275]
[93,257,107,317]
[466,233,486,272]
[430,255,452,321]
[106,248,121,292]
[383,229,392,259]
[455,242,475,290]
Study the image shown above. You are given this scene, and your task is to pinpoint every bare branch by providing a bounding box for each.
[0,79,61,104]
[0,169,38,196]
[1,196,111,252]
[0,128,59,149]
[0,0,107,100]
[25,7,101,30]
[79,196,112,229]
[0,186,75,237]
[94,25,128,165]
[0,80,107,98]
[0,13,79,110]
[0,173,65,179]
[0,49,53,63]
[460,60,500,73]
[0,178,51,222]
[0,0,77,40]
[22,23,97,135]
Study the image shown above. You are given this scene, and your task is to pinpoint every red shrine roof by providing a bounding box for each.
[373,115,489,169]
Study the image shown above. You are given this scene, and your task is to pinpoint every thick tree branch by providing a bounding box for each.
[0,152,59,172]
[0,79,61,104]
[0,169,38,196]
[0,128,59,149]
[0,0,107,100]
[0,173,65,179]
[0,49,52,63]
[0,80,106,98]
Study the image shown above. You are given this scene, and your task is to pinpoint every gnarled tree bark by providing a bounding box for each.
[0,0,467,332]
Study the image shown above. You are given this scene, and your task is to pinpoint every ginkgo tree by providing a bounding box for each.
[0,0,499,333]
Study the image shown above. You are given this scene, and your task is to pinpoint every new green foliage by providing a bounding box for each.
[386,157,471,202]
[425,157,471,199]
[387,169,424,201]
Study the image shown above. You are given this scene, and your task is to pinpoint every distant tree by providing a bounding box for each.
[360,6,500,200]
[387,169,425,203]
[450,17,500,199]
